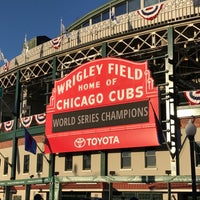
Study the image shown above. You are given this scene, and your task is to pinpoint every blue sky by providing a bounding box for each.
[0,0,109,61]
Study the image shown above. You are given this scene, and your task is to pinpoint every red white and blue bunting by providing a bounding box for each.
[3,61,9,72]
[0,113,46,132]
[4,120,14,132]
[50,37,62,49]
[34,113,46,125]
[184,91,200,105]
[137,3,164,20]
[20,116,33,128]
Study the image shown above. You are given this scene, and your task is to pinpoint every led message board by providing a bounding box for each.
[45,57,160,153]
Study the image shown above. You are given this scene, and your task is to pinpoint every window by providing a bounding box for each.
[195,142,200,166]
[121,151,131,169]
[82,20,90,28]
[23,155,30,173]
[92,14,101,24]
[102,9,110,21]
[115,2,127,16]
[3,157,9,175]
[128,0,141,12]
[36,153,43,173]
[145,149,156,168]
[65,153,73,171]
[83,153,91,170]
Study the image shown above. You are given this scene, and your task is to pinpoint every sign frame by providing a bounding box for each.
[45,57,161,153]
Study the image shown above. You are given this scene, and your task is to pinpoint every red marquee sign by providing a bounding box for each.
[45,57,161,153]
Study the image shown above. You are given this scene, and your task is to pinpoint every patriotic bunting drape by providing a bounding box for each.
[4,120,14,132]
[1,113,46,132]
[20,116,33,128]
[34,113,46,125]
[3,61,9,72]
[184,91,200,105]
[50,37,62,49]
[137,3,164,20]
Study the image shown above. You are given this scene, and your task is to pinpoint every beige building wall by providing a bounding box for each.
[179,126,200,175]
[108,149,171,176]
[15,143,49,180]
[55,152,101,177]
[0,147,12,180]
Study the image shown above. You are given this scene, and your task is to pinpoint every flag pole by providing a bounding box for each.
[24,34,29,62]
[0,49,8,64]
[36,143,50,164]
[60,17,65,76]
[0,50,5,62]
[0,152,12,167]
[149,99,172,154]
[60,18,63,35]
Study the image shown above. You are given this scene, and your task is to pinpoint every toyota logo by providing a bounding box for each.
[74,138,86,148]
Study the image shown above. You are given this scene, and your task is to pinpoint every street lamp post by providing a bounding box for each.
[185,118,197,200]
